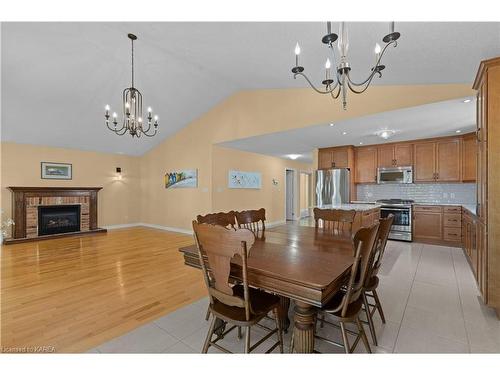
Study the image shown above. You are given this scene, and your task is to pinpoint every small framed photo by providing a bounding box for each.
[41,162,72,180]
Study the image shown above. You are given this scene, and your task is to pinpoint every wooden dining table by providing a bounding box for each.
[178,223,355,353]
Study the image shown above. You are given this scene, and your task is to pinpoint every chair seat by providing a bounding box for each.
[364,276,379,291]
[321,290,364,322]
[210,285,280,325]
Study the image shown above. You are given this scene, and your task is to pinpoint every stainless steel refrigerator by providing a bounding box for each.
[315,169,350,207]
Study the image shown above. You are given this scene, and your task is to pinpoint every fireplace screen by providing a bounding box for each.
[38,205,81,236]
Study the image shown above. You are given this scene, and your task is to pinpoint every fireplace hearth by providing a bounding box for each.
[38,205,81,236]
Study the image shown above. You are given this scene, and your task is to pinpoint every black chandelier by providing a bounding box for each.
[291,22,401,110]
[105,33,159,138]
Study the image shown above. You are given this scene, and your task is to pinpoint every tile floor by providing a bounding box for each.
[89,240,500,353]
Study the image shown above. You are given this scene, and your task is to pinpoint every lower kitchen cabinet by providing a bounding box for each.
[413,205,462,245]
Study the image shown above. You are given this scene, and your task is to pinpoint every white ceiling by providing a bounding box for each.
[1,22,499,155]
[219,97,477,163]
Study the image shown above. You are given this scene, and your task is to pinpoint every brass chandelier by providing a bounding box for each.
[105,33,159,138]
[291,22,401,110]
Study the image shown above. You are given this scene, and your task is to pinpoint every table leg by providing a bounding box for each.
[278,296,291,333]
[292,301,316,353]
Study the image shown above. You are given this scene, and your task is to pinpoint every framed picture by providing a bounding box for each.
[228,170,262,189]
[41,162,72,180]
[164,169,198,189]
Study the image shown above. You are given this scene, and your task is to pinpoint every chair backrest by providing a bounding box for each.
[196,211,237,229]
[326,224,379,317]
[192,221,255,320]
[236,208,266,237]
[313,207,356,234]
[365,214,394,284]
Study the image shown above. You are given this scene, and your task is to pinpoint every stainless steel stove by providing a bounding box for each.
[376,199,414,242]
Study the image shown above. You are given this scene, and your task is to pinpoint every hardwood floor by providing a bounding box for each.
[0,226,206,353]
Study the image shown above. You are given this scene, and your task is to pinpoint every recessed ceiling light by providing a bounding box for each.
[359,142,364,145]
[329,123,334,127]
[375,129,395,139]
[342,131,347,135]
[456,130,462,133]
[287,154,301,160]
[463,99,472,103]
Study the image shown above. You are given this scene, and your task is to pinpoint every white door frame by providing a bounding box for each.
[299,171,313,218]
[285,168,297,221]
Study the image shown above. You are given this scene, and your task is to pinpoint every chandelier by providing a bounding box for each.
[291,22,401,110]
[105,33,159,138]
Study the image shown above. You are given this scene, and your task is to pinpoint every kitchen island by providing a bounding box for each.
[315,203,381,233]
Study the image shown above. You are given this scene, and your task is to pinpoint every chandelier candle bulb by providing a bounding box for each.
[325,58,331,79]
[374,43,381,65]
[294,42,301,66]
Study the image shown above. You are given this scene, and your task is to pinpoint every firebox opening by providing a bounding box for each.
[38,205,81,236]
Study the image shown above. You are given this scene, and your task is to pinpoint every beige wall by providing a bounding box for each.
[0,142,141,229]
[211,146,311,224]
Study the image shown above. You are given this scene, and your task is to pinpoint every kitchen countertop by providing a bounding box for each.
[317,203,382,211]
[413,202,477,215]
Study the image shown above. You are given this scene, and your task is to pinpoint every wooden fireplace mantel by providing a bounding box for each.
[5,186,106,244]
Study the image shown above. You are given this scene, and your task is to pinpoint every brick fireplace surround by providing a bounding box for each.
[5,187,106,244]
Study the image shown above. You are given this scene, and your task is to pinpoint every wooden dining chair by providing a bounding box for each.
[304,223,380,354]
[196,211,237,321]
[196,211,237,228]
[361,214,394,346]
[192,221,283,354]
[235,208,266,239]
[313,207,356,234]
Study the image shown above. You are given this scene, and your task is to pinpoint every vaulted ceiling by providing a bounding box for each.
[2,22,499,155]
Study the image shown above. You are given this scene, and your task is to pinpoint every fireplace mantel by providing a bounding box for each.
[5,186,106,244]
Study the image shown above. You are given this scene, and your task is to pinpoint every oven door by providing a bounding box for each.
[380,207,411,232]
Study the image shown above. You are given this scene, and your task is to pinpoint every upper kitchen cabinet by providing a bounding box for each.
[414,138,462,182]
[377,144,413,168]
[355,146,378,183]
[462,134,477,182]
[318,146,351,169]
[436,138,461,182]
[414,142,436,182]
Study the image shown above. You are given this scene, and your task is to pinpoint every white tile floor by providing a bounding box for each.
[89,240,500,353]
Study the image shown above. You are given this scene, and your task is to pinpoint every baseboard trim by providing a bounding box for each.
[138,223,193,235]
[103,223,143,230]
[104,220,287,235]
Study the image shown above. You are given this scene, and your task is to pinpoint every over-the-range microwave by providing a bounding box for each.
[377,166,413,184]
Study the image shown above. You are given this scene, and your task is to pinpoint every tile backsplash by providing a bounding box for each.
[356,183,476,204]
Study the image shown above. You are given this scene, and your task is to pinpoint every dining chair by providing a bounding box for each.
[298,223,380,354]
[196,211,238,321]
[313,207,356,234]
[235,208,266,239]
[192,221,284,354]
[196,211,237,228]
[361,214,394,346]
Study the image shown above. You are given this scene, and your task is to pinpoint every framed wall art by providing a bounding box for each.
[41,162,72,180]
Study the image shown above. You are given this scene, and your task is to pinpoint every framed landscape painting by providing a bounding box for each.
[164,169,198,189]
[228,170,262,189]
[41,162,72,180]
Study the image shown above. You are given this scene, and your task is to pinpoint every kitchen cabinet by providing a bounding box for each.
[413,139,461,182]
[377,143,413,168]
[413,205,461,244]
[318,146,350,169]
[413,205,443,241]
[462,134,477,182]
[414,143,436,182]
[354,146,378,184]
[436,139,461,182]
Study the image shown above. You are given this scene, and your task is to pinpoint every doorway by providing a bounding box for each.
[285,169,295,221]
[299,172,312,218]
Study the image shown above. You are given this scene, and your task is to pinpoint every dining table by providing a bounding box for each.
[178,223,355,353]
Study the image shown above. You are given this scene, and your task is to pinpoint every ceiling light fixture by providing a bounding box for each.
[329,123,335,127]
[288,154,301,160]
[292,21,401,110]
[359,142,364,145]
[463,99,472,103]
[342,131,348,135]
[376,129,396,139]
[105,33,159,138]
[456,130,462,133]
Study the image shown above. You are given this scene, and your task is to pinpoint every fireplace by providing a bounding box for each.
[38,205,81,236]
